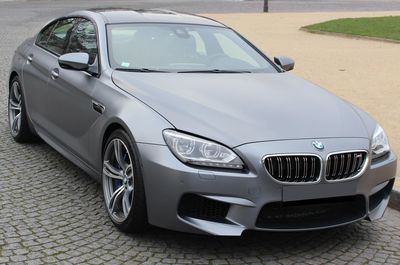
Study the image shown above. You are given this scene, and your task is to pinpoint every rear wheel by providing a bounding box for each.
[102,129,149,232]
[8,76,35,142]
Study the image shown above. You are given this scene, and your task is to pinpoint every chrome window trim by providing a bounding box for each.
[324,150,369,183]
[262,153,323,185]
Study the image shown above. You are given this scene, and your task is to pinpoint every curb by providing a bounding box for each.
[389,178,400,211]
[300,27,400,45]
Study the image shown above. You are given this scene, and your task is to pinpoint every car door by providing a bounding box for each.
[44,18,101,164]
[22,18,75,128]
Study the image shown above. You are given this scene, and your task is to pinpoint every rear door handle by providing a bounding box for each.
[27,54,33,63]
[51,68,59,79]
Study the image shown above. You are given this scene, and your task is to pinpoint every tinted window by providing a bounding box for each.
[107,23,277,73]
[36,23,56,47]
[66,19,98,65]
[39,18,75,55]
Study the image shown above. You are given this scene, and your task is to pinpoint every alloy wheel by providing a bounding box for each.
[8,81,22,137]
[103,138,135,223]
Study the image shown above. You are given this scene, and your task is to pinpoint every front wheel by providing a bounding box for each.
[102,129,149,233]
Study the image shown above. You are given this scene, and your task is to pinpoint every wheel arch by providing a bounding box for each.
[100,119,143,166]
[102,122,125,154]
[9,71,19,89]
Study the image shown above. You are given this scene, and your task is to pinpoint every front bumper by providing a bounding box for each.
[137,137,397,236]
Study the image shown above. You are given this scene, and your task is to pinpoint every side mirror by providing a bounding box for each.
[59,52,89,71]
[274,56,295,71]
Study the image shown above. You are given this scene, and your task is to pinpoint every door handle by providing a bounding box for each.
[27,54,33,63]
[92,100,105,114]
[51,68,59,79]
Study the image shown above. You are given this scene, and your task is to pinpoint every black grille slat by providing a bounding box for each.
[333,155,338,178]
[295,157,300,180]
[326,156,331,177]
[350,153,358,173]
[338,154,345,177]
[326,151,367,181]
[286,157,291,179]
[264,155,321,183]
[344,153,352,177]
[311,157,316,180]
[299,156,308,178]
[277,157,283,180]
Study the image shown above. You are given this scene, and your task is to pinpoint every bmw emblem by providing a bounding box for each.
[312,141,324,151]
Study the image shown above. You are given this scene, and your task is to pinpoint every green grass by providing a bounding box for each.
[303,16,400,41]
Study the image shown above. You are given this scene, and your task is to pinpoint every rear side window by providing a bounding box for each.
[36,18,76,55]
[36,23,56,47]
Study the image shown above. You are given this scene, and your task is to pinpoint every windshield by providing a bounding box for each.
[107,23,278,73]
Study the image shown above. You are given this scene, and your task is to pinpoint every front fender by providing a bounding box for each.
[88,72,174,179]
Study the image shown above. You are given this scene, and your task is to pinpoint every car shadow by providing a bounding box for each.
[123,221,379,259]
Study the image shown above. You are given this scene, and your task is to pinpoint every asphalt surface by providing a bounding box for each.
[1,1,400,264]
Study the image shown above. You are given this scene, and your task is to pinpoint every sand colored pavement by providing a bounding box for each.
[207,12,400,186]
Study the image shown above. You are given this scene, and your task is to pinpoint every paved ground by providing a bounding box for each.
[1,1,400,264]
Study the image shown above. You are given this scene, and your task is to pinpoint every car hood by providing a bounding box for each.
[112,72,368,147]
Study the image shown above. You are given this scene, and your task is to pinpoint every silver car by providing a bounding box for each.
[8,9,397,236]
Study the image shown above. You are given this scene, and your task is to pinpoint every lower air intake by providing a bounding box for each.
[256,195,366,229]
[178,194,230,223]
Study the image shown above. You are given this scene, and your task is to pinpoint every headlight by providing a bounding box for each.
[371,124,390,159]
[163,130,244,169]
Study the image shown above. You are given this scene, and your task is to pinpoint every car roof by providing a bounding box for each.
[83,8,225,27]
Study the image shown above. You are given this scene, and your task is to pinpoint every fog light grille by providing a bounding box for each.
[178,194,230,223]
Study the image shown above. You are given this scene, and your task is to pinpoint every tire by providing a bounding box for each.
[8,76,36,142]
[102,129,149,233]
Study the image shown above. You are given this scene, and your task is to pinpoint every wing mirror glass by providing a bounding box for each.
[58,52,89,71]
[274,55,295,71]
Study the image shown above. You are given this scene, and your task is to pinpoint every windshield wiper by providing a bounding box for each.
[115,68,169,73]
[178,69,251,73]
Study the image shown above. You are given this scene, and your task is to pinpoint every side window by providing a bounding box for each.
[36,23,56,47]
[38,18,75,55]
[66,19,98,65]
